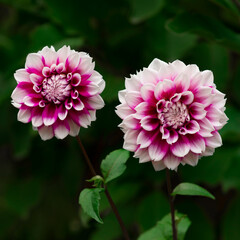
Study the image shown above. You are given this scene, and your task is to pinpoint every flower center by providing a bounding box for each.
[41,74,71,104]
[157,100,190,129]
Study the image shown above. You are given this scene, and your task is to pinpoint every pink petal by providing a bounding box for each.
[160,126,170,139]
[134,148,151,163]
[134,102,157,119]
[170,60,186,74]
[30,73,43,85]
[53,120,70,139]
[122,115,140,130]
[140,116,159,131]
[205,131,222,148]
[42,49,58,67]
[189,102,206,120]
[202,147,215,156]
[193,86,212,106]
[198,118,214,137]
[86,95,104,110]
[148,138,168,161]
[206,106,227,128]
[148,58,168,71]
[57,46,71,63]
[154,79,176,100]
[38,125,54,140]
[78,55,94,74]
[180,91,194,105]
[42,104,58,126]
[58,104,68,120]
[183,152,199,166]
[123,130,139,151]
[184,120,200,134]
[125,75,142,91]
[140,83,155,102]
[71,73,81,86]
[174,74,190,92]
[163,153,180,170]
[166,129,178,144]
[66,53,81,72]
[72,98,84,111]
[78,83,99,97]
[68,119,80,136]
[23,94,41,107]
[11,82,34,103]
[115,103,135,119]
[188,134,206,154]
[25,53,44,74]
[142,68,158,85]
[71,89,79,99]
[152,160,166,171]
[17,107,31,123]
[137,130,156,148]
[31,107,43,127]
[14,69,31,83]
[201,70,214,86]
[170,135,190,157]
[125,91,142,109]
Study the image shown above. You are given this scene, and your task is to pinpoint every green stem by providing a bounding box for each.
[166,169,177,240]
[76,136,130,240]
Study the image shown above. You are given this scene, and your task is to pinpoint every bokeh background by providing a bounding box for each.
[0,0,240,239]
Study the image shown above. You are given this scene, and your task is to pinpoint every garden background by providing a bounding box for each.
[0,0,240,239]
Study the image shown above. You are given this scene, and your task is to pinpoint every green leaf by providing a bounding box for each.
[100,149,130,184]
[138,212,191,240]
[79,188,103,224]
[166,12,240,52]
[129,0,165,24]
[172,183,215,200]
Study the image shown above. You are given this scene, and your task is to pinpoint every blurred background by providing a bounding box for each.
[0,0,240,239]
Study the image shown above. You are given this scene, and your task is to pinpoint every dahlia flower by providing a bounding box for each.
[11,46,105,140]
[116,59,228,171]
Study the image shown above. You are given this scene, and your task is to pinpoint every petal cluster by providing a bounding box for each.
[11,46,105,140]
[116,59,228,171]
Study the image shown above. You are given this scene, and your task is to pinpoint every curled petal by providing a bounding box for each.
[140,116,159,131]
[166,129,178,144]
[189,102,206,120]
[72,98,84,111]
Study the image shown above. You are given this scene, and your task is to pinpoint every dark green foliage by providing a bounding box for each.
[0,0,240,239]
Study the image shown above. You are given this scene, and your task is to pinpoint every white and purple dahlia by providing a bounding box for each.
[11,46,105,140]
[116,59,228,171]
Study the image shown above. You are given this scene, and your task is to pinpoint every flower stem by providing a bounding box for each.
[76,136,130,240]
[166,169,177,240]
